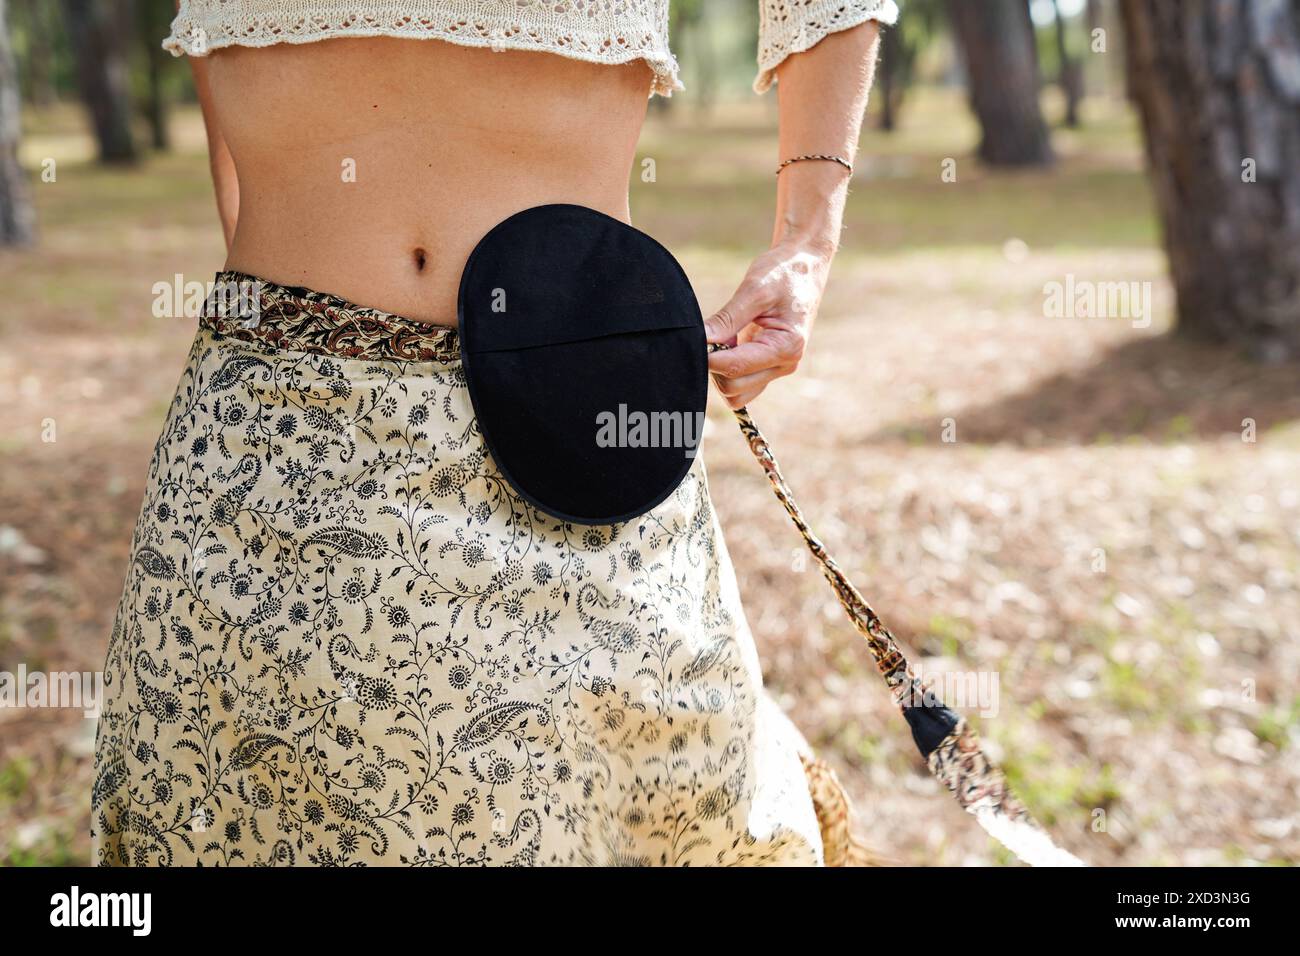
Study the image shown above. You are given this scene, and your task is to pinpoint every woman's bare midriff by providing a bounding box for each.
[206,37,653,326]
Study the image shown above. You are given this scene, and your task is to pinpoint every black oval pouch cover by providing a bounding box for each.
[457,204,708,525]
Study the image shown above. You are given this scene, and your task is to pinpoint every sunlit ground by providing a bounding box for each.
[1,88,1297,865]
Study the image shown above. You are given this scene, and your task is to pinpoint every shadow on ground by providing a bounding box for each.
[874,331,1300,447]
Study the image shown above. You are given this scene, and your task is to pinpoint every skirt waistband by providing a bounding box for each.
[200,270,462,363]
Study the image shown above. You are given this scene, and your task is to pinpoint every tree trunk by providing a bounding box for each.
[0,0,35,245]
[1053,0,1083,127]
[139,0,171,150]
[15,0,56,107]
[145,43,168,150]
[688,9,715,119]
[61,0,137,164]
[947,0,1054,165]
[876,19,901,131]
[1121,0,1300,360]
[1084,0,1104,96]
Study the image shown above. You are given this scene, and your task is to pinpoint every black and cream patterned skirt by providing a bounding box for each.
[91,272,824,866]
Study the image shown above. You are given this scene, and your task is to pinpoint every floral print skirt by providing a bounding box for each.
[91,272,824,866]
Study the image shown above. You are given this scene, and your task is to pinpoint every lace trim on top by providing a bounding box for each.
[754,0,900,94]
[163,1,684,98]
[163,1,898,99]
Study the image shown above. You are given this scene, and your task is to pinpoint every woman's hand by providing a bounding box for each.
[705,18,881,409]
[705,238,834,409]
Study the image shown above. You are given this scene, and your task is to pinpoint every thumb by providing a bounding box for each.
[704,285,761,344]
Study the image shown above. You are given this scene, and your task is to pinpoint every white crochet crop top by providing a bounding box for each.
[163,0,898,97]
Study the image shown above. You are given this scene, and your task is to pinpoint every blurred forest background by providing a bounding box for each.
[1,0,1298,866]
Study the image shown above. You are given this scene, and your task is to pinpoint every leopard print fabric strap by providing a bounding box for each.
[710,345,1084,866]
[201,270,462,363]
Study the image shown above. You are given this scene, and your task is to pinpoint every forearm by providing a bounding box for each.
[705,20,884,404]
[772,21,882,253]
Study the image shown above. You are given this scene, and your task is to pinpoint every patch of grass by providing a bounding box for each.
[1099,657,1157,713]
[1000,747,1122,829]
[825,722,896,773]
[0,756,34,805]
[0,612,13,665]
[1074,593,1215,727]
[1,826,79,867]
[923,613,973,658]
[1253,696,1300,749]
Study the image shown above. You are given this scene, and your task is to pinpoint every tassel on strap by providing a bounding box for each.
[728,403,1084,867]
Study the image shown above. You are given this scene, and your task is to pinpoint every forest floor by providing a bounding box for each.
[1,90,1297,865]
